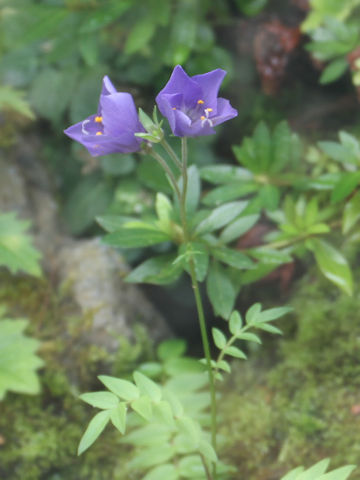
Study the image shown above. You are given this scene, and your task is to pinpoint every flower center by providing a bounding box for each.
[82,116,104,136]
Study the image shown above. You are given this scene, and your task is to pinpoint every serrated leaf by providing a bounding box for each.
[103,228,170,248]
[78,410,110,455]
[224,345,247,359]
[98,375,139,401]
[0,318,43,400]
[206,263,237,319]
[79,391,119,409]
[133,371,162,402]
[212,328,227,349]
[131,395,153,420]
[0,212,41,277]
[309,239,353,295]
[196,202,248,235]
[110,402,127,434]
[157,339,187,361]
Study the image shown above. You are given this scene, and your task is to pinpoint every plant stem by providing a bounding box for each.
[161,139,183,171]
[179,137,217,479]
[200,454,213,480]
[149,148,182,203]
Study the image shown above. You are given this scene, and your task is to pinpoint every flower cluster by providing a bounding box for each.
[65,66,238,156]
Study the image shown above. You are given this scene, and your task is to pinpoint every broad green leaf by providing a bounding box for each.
[196,202,248,235]
[96,215,136,233]
[271,121,292,173]
[103,228,170,248]
[110,402,127,434]
[342,191,360,233]
[125,254,182,285]
[212,246,254,269]
[98,375,139,401]
[143,464,178,480]
[309,238,353,295]
[212,328,227,349]
[258,184,280,211]
[78,410,110,455]
[200,165,253,184]
[79,391,119,409]
[0,317,43,400]
[131,395,153,420]
[249,247,292,264]
[0,212,41,277]
[229,311,243,335]
[133,371,162,402]
[202,183,258,206]
[157,339,187,361]
[155,193,173,232]
[331,171,360,203]
[223,345,247,359]
[206,263,237,319]
[220,214,260,244]
[320,57,348,84]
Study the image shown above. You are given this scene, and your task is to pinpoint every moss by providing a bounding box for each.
[219,273,360,480]
[0,271,152,479]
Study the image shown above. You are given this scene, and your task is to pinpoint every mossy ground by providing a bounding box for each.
[219,271,360,480]
[0,271,151,480]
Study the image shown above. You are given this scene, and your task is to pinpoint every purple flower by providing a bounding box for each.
[155,65,238,137]
[64,76,144,156]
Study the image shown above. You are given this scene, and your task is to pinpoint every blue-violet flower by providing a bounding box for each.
[155,65,238,137]
[64,76,144,156]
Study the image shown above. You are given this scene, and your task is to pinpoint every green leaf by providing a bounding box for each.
[79,392,119,409]
[164,358,205,376]
[223,345,247,359]
[254,121,271,171]
[131,395,153,420]
[178,455,205,478]
[212,328,227,349]
[309,239,353,295]
[0,212,41,277]
[256,323,283,335]
[157,339,187,361]
[98,375,139,401]
[178,165,200,216]
[125,254,182,285]
[123,424,172,447]
[125,18,156,54]
[202,183,258,206]
[133,371,162,402]
[258,184,280,211]
[0,85,34,119]
[318,465,356,480]
[196,202,248,235]
[78,410,110,455]
[155,193,173,232]
[128,444,175,469]
[143,464,178,480]
[206,263,237,319]
[249,247,292,264]
[103,228,170,248]
[220,214,260,244]
[296,458,330,480]
[0,317,43,400]
[211,246,254,269]
[153,400,175,427]
[177,416,201,445]
[96,215,136,233]
[320,57,348,84]
[200,165,253,184]
[271,121,293,173]
[259,306,293,322]
[238,332,262,343]
[180,242,209,282]
[246,303,262,324]
[342,191,360,233]
[331,171,360,203]
[110,402,127,434]
[229,311,243,335]
[198,439,218,462]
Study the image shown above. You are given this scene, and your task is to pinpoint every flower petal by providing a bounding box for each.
[156,65,202,110]
[211,98,238,126]
[101,76,117,96]
[192,69,227,111]
[100,92,144,136]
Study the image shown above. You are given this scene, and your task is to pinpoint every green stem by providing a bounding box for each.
[179,137,217,479]
[214,325,250,379]
[200,453,213,480]
[160,139,183,171]
[149,149,181,203]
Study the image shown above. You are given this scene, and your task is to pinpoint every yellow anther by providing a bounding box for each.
[95,131,103,135]
[205,108,213,112]
[172,107,177,110]
[95,116,103,123]
[200,115,205,120]
[197,99,204,104]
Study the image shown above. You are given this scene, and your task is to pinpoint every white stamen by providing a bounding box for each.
[82,119,91,135]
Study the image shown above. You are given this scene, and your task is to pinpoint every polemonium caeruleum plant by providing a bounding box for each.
[65,66,356,480]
